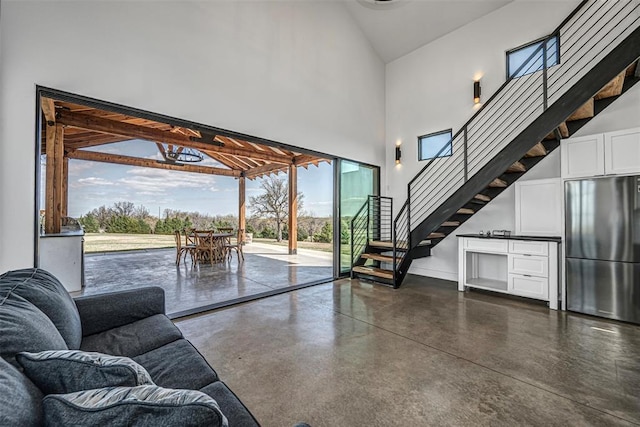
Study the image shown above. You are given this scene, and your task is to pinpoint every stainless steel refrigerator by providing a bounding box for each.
[565,176,640,324]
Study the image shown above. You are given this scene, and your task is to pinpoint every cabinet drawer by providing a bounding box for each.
[508,240,548,256]
[508,254,548,277]
[508,274,549,300]
[464,238,508,253]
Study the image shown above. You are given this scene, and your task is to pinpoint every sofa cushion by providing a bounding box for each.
[43,385,228,427]
[16,350,154,395]
[0,356,44,427]
[0,268,82,349]
[80,314,183,357]
[134,339,218,390]
[0,294,68,367]
[200,381,260,427]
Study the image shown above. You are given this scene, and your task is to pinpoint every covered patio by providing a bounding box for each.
[39,95,334,313]
[79,242,332,317]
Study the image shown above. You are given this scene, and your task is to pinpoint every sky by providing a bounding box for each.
[42,139,334,218]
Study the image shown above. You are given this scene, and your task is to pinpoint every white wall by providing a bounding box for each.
[0,0,385,271]
[384,0,640,281]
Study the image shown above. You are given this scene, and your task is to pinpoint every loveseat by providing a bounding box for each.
[0,268,260,426]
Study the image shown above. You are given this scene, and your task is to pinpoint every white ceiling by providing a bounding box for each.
[344,0,513,63]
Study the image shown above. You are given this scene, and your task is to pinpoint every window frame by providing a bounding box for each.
[506,34,560,79]
[417,128,453,162]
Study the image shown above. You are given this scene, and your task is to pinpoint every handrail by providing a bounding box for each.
[350,195,394,279]
[394,0,639,280]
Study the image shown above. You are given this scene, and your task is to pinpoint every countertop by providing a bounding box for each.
[457,234,561,243]
[40,230,85,238]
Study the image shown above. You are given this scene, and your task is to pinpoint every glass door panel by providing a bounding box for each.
[338,160,379,274]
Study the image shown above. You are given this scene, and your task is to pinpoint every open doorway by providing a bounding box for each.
[35,88,336,317]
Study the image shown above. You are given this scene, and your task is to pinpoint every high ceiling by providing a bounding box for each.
[344,0,513,63]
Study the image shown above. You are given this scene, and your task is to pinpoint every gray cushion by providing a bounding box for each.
[80,314,182,357]
[134,339,218,390]
[16,350,154,395]
[0,294,68,367]
[0,268,82,349]
[200,381,260,427]
[43,385,228,427]
[0,356,43,427]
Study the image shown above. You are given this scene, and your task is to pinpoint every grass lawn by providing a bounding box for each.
[84,233,341,254]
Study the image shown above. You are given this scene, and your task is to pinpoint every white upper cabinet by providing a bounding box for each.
[604,128,640,175]
[561,134,604,178]
[562,128,640,179]
[515,178,563,236]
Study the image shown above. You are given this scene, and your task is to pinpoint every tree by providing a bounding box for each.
[249,176,303,242]
[314,221,332,243]
[78,214,100,233]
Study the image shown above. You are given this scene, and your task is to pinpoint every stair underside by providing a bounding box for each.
[352,266,394,280]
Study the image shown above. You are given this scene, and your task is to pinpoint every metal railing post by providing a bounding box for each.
[463,126,468,182]
[542,38,548,111]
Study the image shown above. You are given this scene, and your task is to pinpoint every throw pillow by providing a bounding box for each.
[0,356,43,427]
[0,268,82,349]
[16,350,154,395]
[43,385,229,427]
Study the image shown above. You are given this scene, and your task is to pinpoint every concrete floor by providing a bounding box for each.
[176,275,640,427]
[81,242,333,315]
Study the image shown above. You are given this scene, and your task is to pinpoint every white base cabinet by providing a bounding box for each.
[458,236,559,310]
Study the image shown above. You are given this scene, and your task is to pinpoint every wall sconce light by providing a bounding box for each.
[473,80,481,104]
[395,145,402,164]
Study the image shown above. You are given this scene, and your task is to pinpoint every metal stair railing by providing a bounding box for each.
[396,0,639,252]
[350,195,393,279]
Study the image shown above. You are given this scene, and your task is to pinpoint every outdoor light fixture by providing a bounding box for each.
[165,147,204,163]
[395,145,402,164]
[473,80,481,104]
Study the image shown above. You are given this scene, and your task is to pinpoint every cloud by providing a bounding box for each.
[74,177,114,187]
[119,168,218,195]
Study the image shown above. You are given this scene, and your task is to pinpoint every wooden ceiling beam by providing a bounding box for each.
[66,150,241,177]
[57,110,294,164]
[41,98,57,124]
[244,162,287,179]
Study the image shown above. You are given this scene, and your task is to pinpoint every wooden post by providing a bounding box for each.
[238,176,246,241]
[288,164,298,254]
[45,124,64,234]
[62,157,69,218]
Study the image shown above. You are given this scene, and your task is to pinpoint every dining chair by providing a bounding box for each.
[174,231,191,266]
[216,226,234,234]
[195,231,216,266]
[182,229,197,265]
[224,229,245,263]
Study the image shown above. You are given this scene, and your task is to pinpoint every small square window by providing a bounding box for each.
[507,35,559,79]
[418,129,452,161]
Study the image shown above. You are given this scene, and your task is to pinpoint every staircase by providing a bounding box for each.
[351,0,640,288]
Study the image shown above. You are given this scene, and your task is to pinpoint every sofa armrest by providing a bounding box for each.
[74,287,166,337]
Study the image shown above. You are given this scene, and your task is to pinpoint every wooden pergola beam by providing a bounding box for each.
[244,162,287,179]
[66,150,241,177]
[238,176,246,241]
[57,110,294,164]
[288,164,298,254]
[41,98,57,124]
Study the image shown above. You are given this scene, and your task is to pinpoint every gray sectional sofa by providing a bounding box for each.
[0,268,260,426]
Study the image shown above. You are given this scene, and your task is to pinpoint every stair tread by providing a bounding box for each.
[625,62,637,77]
[369,240,431,249]
[488,178,507,188]
[525,142,548,157]
[545,122,570,140]
[361,253,400,262]
[507,161,527,173]
[440,221,460,227]
[457,208,475,215]
[353,266,394,280]
[567,98,594,121]
[595,70,626,100]
[427,232,446,239]
[474,193,491,202]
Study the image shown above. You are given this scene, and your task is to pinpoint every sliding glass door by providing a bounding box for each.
[337,159,379,275]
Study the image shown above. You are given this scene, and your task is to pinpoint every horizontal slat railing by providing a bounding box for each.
[403,0,639,236]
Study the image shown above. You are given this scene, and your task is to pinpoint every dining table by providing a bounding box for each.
[192,230,234,264]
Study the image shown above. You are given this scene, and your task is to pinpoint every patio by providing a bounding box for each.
[79,241,333,316]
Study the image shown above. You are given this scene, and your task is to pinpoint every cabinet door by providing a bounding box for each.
[509,254,549,277]
[508,274,549,300]
[561,134,604,178]
[604,128,640,175]
[515,180,562,236]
